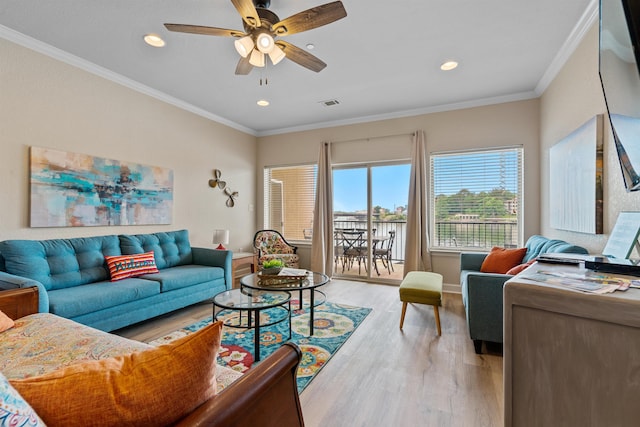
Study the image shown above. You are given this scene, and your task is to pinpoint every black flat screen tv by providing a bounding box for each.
[599,0,640,191]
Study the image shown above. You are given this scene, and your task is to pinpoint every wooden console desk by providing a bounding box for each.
[0,287,39,320]
[504,262,640,426]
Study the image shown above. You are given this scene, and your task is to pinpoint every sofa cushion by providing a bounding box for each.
[523,235,589,262]
[119,229,193,269]
[0,236,121,291]
[105,251,159,281]
[48,278,160,319]
[480,247,527,274]
[141,264,224,292]
[0,313,152,380]
[10,321,222,427]
[0,372,46,426]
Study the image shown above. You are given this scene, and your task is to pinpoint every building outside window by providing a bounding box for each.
[430,147,523,250]
[263,165,317,241]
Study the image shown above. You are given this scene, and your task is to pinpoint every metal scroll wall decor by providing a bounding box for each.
[208,169,238,207]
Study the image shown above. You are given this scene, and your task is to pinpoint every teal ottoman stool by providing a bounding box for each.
[399,271,443,336]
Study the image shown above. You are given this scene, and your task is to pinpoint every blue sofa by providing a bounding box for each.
[0,230,231,332]
[459,235,588,354]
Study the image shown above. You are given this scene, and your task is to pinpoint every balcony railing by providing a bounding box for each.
[331,219,519,260]
[333,220,406,262]
[433,220,519,249]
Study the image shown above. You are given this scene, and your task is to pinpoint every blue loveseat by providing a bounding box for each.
[0,229,231,332]
[459,235,588,354]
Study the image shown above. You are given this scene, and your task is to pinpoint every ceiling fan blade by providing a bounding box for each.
[231,0,261,28]
[272,1,347,36]
[276,41,327,72]
[164,23,244,37]
[235,56,254,75]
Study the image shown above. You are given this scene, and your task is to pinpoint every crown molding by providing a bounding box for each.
[535,0,599,95]
[0,25,257,137]
[256,91,539,137]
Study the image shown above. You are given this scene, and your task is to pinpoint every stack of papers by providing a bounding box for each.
[520,269,640,294]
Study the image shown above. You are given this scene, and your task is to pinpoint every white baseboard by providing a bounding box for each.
[443,282,461,294]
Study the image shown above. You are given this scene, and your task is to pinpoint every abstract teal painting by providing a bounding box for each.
[30,147,173,227]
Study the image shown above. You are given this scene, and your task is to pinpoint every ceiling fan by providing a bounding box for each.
[164,0,347,75]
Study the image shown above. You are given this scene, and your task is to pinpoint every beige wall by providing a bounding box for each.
[258,99,541,285]
[0,38,258,251]
[4,21,628,286]
[540,23,640,254]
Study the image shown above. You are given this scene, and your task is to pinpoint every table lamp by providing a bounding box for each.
[213,229,229,250]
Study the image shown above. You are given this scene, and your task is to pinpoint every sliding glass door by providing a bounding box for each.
[333,163,410,282]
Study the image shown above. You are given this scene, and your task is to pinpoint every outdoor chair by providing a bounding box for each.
[253,230,300,269]
[373,230,396,275]
[338,229,367,274]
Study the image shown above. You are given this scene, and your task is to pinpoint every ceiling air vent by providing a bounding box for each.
[319,99,340,107]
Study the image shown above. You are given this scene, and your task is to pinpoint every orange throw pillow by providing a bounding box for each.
[0,309,14,332]
[480,247,527,274]
[10,321,223,427]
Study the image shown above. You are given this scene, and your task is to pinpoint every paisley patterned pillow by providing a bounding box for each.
[0,372,45,427]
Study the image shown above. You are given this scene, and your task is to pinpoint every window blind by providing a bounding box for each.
[430,147,523,250]
[264,165,317,241]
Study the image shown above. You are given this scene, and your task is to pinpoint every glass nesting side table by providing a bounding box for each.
[240,271,330,336]
[212,288,291,362]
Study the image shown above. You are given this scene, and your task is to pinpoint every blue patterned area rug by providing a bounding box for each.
[149,300,371,393]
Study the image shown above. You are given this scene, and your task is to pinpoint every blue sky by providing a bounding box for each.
[333,164,411,212]
[332,151,519,212]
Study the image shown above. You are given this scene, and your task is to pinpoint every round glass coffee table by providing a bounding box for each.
[213,288,291,362]
[240,271,330,336]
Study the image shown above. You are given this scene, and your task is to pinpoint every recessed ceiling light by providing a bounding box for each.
[440,60,458,71]
[257,99,270,107]
[144,34,165,48]
[306,43,315,50]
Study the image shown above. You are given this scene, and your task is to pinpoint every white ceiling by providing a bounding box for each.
[0,0,597,136]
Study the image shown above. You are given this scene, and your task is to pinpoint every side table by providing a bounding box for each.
[232,252,256,288]
[213,288,291,361]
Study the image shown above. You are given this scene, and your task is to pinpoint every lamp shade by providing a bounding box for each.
[234,36,254,58]
[213,229,230,250]
[249,49,265,67]
[268,44,285,65]
[256,32,275,54]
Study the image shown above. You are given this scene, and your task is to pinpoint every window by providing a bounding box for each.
[430,147,523,250]
[264,165,317,241]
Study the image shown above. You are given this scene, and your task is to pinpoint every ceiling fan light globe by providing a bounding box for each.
[249,49,266,67]
[256,32,275,54]
[268,45,286,65]
[234,36,254,58]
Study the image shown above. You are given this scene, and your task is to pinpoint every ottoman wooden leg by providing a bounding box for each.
[400,302,408,329]
[433,305,441,336]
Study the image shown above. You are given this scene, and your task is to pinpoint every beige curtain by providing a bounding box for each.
[404,130,432,274]
[311,142,334,276]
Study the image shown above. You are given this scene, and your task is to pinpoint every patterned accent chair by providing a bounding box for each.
[253,230,300,270]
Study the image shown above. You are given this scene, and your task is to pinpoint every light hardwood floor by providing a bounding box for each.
[115,279,504,427]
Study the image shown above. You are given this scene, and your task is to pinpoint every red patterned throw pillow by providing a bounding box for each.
[105,251,159,282]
